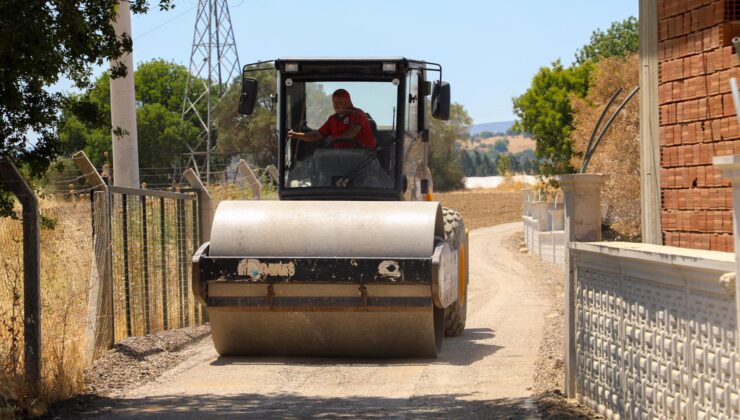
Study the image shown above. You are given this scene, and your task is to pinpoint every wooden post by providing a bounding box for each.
[183,168,212,242]
[0,158,41,392]
[84,191,114,362]
[639,0,663,244]
[237,159,262,199]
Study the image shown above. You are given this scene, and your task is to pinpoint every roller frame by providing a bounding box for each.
[191,241,457,311]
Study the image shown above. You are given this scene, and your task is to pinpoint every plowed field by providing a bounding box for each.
[436,190,522,229]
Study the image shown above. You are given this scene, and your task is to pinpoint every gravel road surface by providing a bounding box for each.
[69,222,550,419]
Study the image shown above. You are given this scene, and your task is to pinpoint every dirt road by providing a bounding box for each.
[77,222,549,418]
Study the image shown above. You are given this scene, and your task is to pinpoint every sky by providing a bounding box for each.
[113,0,638,125]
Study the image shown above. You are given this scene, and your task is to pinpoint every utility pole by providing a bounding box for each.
[182,0,240,184]
[110,0,140,188]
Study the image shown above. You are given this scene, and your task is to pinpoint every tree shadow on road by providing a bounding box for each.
[47,392,538,419]
[209,327,502,368]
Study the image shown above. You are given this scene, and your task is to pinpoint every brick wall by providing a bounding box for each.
[658,0,740,251]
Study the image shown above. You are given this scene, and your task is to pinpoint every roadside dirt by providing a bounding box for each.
[503,232,601,419]
[85,325,211,396]
[45,325,210,418]
[436,190,522,229]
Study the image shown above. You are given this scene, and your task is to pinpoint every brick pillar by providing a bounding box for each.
[558,173,606,399]
[713,155,740,348]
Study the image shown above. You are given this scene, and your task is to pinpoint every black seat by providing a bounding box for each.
[365,113,393,172]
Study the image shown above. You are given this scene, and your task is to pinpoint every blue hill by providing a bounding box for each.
[470,120,515,136]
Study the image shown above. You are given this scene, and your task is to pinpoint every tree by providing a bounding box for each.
[512,60,593,174]
[213,68,279,167]
[479,130,495,138]
[461,150,476,177]
[135,58,193,112]
[58,59,199,184]
[513,149,538,174]
[429,103,472,191]
[493,138,509,153]
[482,154,496,176]
[496,154,512,176]
[575,16,639,65]
[0,0,173,180]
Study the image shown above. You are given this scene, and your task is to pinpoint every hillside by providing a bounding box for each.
[462,134,534,153]
[459,132,537,176]
[470,120,515,135]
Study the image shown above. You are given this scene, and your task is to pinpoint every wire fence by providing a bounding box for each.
[0,156,275,411]
[0,192,93,407]
[106,188,203,341]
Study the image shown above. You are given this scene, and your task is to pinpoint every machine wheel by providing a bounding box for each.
[442,207,468,337]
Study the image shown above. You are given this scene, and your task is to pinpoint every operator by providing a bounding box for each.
[287,89,377,150]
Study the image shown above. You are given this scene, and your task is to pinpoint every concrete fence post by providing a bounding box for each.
[265,164,279,185]
[72,151,115,362]
[713,155,740,348]
[557,173,606,399]
[183,168,213,243]
[522,189,531,216]
[531,201,550,231]
[73,151,107,190]
[237,159,261,200]
[549,207,565,231]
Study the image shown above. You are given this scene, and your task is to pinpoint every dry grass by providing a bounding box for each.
[208,178,278,209]
[0,177,278,417]
[570,54,641,240]
[461,135,535,154]
[0,197,93,416]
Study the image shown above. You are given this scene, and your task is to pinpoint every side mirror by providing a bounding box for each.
[238,77,258,115]
[431,81,451,120]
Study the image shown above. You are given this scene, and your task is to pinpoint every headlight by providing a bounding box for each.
[285,63,299,72]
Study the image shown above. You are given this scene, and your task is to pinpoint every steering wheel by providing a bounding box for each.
[326,137,365,149]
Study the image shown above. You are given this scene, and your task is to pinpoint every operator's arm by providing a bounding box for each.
[287,130,323,142]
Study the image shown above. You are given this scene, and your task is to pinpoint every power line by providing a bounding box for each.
[135,6,197,40]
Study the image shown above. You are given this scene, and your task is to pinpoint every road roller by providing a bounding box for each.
[192,58,469,357]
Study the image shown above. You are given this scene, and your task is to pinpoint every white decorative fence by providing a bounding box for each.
[522,189,565,265]
[555,167,740,419]
[569,242,737,419]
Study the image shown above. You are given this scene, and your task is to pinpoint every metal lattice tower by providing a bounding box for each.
[182,0,240,184]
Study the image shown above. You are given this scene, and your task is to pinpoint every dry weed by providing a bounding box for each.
[0,197,93,416]
[491,177,529,193]
[209,178,278,208]
[570,54,641,240]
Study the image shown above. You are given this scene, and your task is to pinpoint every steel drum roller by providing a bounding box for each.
[201,201,448,357]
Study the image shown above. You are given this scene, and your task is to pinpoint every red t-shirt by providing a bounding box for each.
[318,107,376,150]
